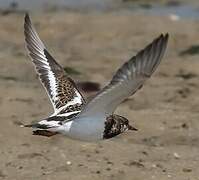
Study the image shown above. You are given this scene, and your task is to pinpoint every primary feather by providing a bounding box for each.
[24,14,85,117]
[79,34,169,117]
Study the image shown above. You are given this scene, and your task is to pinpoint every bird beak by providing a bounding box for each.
[128,125,138,131]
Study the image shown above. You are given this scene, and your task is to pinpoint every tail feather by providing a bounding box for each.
[33,130,58,137]
[21,119,62,137]
[23,119,61,129]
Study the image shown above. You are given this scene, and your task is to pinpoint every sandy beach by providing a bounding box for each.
[0,1,199,179]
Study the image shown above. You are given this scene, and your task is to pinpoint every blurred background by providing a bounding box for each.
[0,0,199,180]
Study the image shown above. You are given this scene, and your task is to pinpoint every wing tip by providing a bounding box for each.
[24,12,30,22]
[149,33,169,74]
[24,12,45,53]
[155,32,169,43]
[164,33,169,46]
[159,33,169,46]
[24,13,31,43]
[24,12,31,29]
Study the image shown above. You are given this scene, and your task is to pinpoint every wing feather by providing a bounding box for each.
[79,34,169,117]
[24,14,85,115]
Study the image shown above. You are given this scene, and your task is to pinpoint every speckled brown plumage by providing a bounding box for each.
[58,103,83,115]
[24,14,85,115]
[54,75,82,109]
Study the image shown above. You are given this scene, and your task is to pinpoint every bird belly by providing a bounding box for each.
[65,117,105,141]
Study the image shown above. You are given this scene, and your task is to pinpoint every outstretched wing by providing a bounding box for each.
[79,34,169,117]
[24,14,85,116]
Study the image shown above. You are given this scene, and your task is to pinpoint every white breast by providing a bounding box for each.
[62,116,105,141]
[56,121,73,134]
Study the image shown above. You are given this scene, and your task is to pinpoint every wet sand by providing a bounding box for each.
[0,8,199,180]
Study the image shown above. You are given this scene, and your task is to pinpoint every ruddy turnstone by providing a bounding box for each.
[23,14,169,141]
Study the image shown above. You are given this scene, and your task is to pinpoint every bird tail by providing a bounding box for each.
[20,118,62,137]
[32,130,58,137]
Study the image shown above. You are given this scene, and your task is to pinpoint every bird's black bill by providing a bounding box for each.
[129,125,138,131]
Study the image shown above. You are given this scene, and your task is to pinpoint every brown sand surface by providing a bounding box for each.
[0,9,199,180]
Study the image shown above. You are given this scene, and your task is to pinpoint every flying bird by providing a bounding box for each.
[23,14,169,141]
